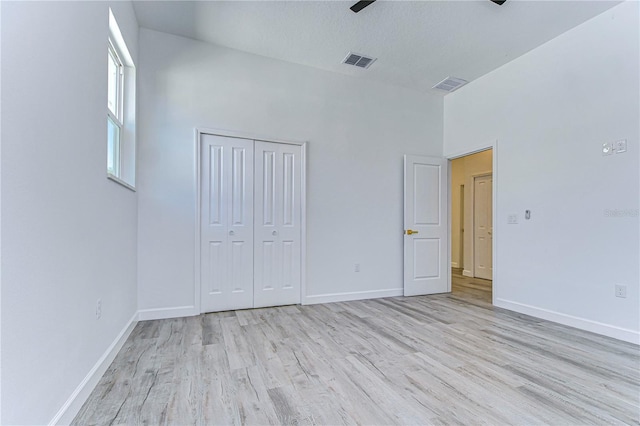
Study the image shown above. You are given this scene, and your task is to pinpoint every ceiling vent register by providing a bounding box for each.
[342,52,377,69]
[432,77,468,92]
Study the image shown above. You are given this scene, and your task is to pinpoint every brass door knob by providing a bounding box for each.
[405,229,419,235]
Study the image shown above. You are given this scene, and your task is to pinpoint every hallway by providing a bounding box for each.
[451,267,492,304]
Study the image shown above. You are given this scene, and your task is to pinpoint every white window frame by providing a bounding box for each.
[107,8,136,191]
[107,39,124,178]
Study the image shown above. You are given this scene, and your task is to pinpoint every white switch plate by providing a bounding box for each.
[615,139,627,153]
[508,214,518,224]
[602,142,614,156]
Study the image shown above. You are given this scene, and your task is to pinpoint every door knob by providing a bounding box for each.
[405,229,419,235]
[272,230,278,236]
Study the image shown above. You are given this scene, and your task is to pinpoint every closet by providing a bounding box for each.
[199,133,303,313]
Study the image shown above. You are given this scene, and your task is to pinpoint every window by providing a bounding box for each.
[107,8,136,190]
[107,41,123,177]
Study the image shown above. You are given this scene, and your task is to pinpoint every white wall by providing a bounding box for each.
[1,2,139,424]
[444,1,639,343]
[137,29,443,313]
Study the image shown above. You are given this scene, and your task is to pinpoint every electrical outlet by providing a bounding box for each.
[354,263,360,272]
[96,299,102,319]
[615,285,627,298]
[615,139,627,153]
[507,214,518,224]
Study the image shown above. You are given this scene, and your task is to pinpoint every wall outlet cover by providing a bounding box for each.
[615,284,627,298]
[615,139,627,153]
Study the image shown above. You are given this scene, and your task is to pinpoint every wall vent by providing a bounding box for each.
[432,77,468,92]
[342,52,377,69]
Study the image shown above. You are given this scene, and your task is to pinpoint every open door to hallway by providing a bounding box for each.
[449,149,493,303]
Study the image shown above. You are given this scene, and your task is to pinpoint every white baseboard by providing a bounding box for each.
[49,312,138,426]
[451,262,459,268]
[138,305,198,321]
[303,288,403,305]
[495,298,640,345]
[462,269,473,277]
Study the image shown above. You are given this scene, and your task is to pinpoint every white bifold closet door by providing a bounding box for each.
[200,135,254,313]
[254,141,302,308]
[200,134,302,313]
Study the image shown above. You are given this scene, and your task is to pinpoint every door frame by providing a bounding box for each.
[471,172,492,280]
[194,127,308,314]
[459,184,464,268]
[446,140,498,305]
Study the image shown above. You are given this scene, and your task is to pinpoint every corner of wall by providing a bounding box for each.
[48,313,138,426]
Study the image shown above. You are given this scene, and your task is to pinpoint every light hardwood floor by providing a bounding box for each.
[73,273,639,425]
[451,267,492,304]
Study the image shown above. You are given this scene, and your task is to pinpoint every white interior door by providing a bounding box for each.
[473,174,493,280]
[403,155,449,296]
[254,141,302,308]
[200,134,254,313]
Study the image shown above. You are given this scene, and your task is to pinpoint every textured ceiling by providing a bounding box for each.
[132,0,620,93]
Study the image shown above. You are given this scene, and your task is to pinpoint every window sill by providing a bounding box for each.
[107,173,136,192]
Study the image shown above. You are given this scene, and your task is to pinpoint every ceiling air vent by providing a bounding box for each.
[432,77,468,92]
[343,52,377,69]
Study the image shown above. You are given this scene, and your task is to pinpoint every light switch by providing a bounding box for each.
[602,142,614,156]
[615,139,627,153]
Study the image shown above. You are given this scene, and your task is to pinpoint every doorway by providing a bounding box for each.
[449,149,493,303]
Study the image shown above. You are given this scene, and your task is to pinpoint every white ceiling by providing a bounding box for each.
[132,0,620,93]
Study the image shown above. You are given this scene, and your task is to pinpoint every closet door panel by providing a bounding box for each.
[254,141,301,308]
[254,143,280,302]
[200,134,254,313]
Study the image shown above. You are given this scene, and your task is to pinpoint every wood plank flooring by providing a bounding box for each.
[73,273,639,425]
[451,267,492,304]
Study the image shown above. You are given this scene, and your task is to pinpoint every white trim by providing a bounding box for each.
[492,141,498,305]
[300,143,308,309]
[447,160,452,293]
[137,305,197,321]
[303,288,403,305]
[194,129,202,314]
[197,126,305,147]
[194,127,308,314]
[108,8,133,67]
[462,269,474,277]
[445,144,493,160]
[495,298,640,345]
[49,312,138,426]
[107,173,136,192]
